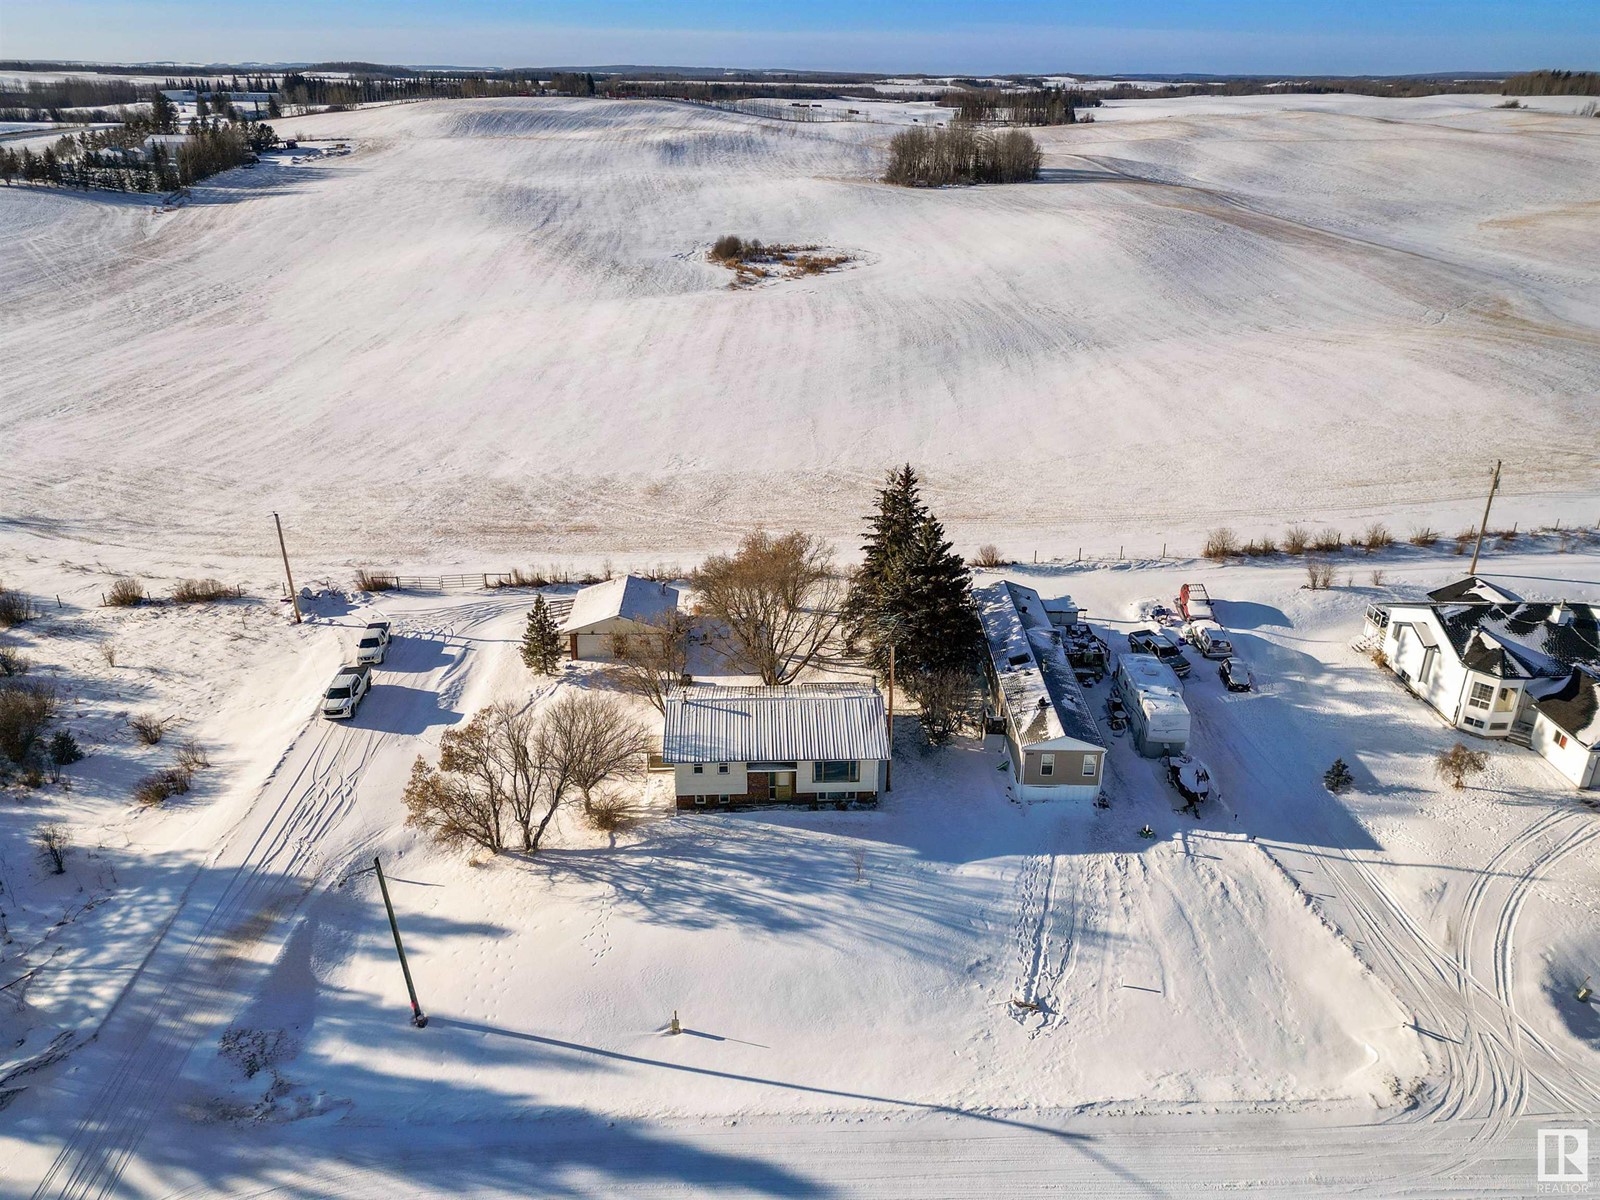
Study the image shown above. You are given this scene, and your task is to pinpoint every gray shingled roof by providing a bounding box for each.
[1435,603,1600,680]
[662,684,889,764]
[1534,669,1600,747]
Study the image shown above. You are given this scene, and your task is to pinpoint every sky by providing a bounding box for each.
[4,0,1598,75]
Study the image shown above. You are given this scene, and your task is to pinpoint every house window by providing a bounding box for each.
[1468,682,1494,709]
[1083,757,1097,777]
[813,760,860,784]
[1496,687,1516,711]
[1039,753,1055,777]
[1464,716,1484,729]
[694,796,708,806]
[693,764,704,775]
[1556,731,1569,749]
[717,763,730,775]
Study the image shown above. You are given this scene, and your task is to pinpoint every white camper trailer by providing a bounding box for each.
[1114,653,1190,757]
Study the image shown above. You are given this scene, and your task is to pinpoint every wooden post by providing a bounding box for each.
[273,512,302,625]
[374,855,427,1027]
[885,641,895,793]
[1468,460,1502,576]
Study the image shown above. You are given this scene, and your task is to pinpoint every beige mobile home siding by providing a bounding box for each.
[1021,749,1102,786]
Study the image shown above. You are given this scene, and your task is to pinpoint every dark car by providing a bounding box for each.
[1219,657,1253,692]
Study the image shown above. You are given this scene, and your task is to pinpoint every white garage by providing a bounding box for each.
[561,575,681,661]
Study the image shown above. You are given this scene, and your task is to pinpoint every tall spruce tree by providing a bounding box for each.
[842,464,928,667]
[521,595,564,674]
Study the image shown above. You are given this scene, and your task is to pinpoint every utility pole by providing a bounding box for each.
[374,855,427,1027]
[273,511,302,624]
[885,641,895,793]
[1468,460,1502,577]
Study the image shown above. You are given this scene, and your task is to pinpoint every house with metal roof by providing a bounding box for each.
[1374,597,1600,788]
[561,575,680,660]
[661,684,890,809]
[975,581,1106,801]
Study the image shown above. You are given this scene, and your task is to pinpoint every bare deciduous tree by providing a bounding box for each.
[540,690,649,815]
[910,667,977,746]
[609,610,695,713]
[1435,742,1489,790]
[38,824,70,874]
[693,531,843,685]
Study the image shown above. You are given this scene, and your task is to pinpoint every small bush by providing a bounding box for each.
[1452,527,1477,555]
[1323,758,1353,793]
[1435,742,1488,790]
[1241,536,1278,557]
[1370,569,1387,588]
[1202,528,1240,560]
[1305,560,1336,590]
[0,646,30,677]
[0,585,38,628]
[1408,527,1439,547]
[105,577,145,607]
[133,765,193,807]
[971,544,1005,568]
[1283,526,1311,555]
[354,569,396,592]
[48,729,83,766]
[38,824,70,874]
[1361,522,1394,552]
[99,640,119,668]
[176,738,211,772]
[1312,529,1344,553]
[1494,528,1518,544]
[0,681,58,763]
[1370,647,1389,670]
[129,713,170,745]
[709,234,746,262]
[171,578,244,603]
[584,790,638,834]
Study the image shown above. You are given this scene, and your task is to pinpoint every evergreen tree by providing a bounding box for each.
[896,514,983,680]
[1324,758,1353,793]
[842,464,928,666]
[521,595,564,674]
[151,91,179,134]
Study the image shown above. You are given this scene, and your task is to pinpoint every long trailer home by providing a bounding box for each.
[976,581,1106,801]
[662,684,890,809]
[1367,594,1600,789]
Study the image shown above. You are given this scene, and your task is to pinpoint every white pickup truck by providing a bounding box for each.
[355,621,392,665]
[321,663,372,719]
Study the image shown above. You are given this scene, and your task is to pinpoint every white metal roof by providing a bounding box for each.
[561,575,680,634]
[662,684,890,764]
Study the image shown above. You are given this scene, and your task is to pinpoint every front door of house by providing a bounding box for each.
[774,771,796,801]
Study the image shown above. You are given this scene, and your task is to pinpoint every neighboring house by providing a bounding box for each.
[141,133,191,161]
[561,575,680,660]
[976,581,1106,801]
[661,684,890,809]
[1369,595,1600,789]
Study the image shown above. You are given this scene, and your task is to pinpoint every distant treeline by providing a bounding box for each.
[604,79,947,103]
[1093,77,1501,101]
[1,113,278,193]
[883,125,1041,186]
[941,86,1101,125]
[0,76,154,116]
[1501,70,1600,96]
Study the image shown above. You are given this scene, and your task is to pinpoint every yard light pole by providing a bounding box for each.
[1467,460,1502,577]
[374,855,427,1028]
[273,511,302,624]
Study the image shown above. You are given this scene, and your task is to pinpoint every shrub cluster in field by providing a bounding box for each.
[883,125,1041,186]
[133,738,210,807]
[706,235,852,284]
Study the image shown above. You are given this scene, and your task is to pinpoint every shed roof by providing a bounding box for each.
[1426,576,1522,605]
[562,575,679,634]
[975,581,1104,752]
[662,684,889,764]
[1533,669,1600,747]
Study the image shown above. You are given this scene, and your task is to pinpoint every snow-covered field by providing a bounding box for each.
[2,542,1597,1197]
[1,91,1597,573]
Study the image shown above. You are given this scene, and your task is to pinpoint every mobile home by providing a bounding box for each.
[1114,653,1189,757]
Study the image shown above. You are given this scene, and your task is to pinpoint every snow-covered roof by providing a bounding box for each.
[1426,576,1522,605]
[1116,653,1186,713]
[561,575,679,634]
[662,684,889,764]
[1533,669,1600,747]
[1433,602,1600,680]
[975,581,1104,752]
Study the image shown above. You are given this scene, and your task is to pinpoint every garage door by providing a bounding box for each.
[574,632,614,660]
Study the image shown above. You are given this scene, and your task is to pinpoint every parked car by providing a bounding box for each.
[321,663,372,719]
[1187,619,1234,659]
[1219,657,1253,692]
[1128,628,1191,676]
[1178,583,1214,623]
[356,621,392,665]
